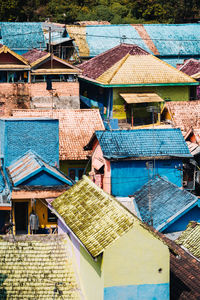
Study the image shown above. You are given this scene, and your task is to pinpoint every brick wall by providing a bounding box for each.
[0,81,80,115]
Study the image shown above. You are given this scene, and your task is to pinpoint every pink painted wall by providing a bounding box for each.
[90,142,111,194]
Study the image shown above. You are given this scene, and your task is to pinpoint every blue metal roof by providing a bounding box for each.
[8,151,73,187]
[95,128,192,159]
[0,22,46,51]
[133,176,198,231]
[144,24,200,56]
[86,24,152,57]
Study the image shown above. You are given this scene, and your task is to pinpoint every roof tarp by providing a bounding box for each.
[120,93,164,104]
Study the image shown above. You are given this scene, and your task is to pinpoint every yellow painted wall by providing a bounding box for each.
[60,160,89,177]
[103,219,169,287]
[12,199,57,234]
[113,85,190,119]
[79,245,104,300]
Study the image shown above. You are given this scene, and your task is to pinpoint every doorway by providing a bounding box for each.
[14,202,28,234]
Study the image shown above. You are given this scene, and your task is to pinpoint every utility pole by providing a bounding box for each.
[49,26,53,69]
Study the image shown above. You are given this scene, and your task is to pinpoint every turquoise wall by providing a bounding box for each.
[111,159,182,196]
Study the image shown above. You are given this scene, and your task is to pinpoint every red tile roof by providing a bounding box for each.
[78,43,149,80]
[179,59,200,76]
[22,49,48,64]
[162,235,200,300]
[164,100,200,133]
[12,109,105,160]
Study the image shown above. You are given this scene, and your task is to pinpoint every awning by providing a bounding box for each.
[120,93,164,104]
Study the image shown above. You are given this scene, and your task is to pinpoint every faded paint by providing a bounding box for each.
[103,221,169,299]
[60,160,89,180]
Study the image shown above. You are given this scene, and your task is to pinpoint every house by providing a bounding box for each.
[0,234,84,298]
[67,23,200,66]
[11,109,105,180]
[176,221,200,259]
[133,176,200,233]
[22,48,81,109]
[78,43,197,126]
[159,233,200,299]
[0,22,74,59]
[7,150,73,235]
[178,59,200,99]
[52,175,170,300]
[85,128,192,196]
[0,117,73,234]
[0,45,31,116]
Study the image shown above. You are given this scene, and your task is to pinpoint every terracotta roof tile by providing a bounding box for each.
[22,48,49,64]
[12,109,105,160]
[179,59,200,76]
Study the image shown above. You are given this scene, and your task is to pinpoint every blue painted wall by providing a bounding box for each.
[104,283,169,300]
[0,119,59,167]
[22,171,66,186]
[163,205,200,233]
[111,159,182,196]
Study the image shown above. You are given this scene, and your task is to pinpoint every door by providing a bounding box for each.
[14,202,28,234]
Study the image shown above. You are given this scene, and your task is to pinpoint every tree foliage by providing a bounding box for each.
[0,0,199,23]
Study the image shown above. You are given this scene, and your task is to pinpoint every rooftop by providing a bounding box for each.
[0,234,83,299]
[176,221,200,259]
[133,177,198,231]
[78,43,196,86]
[52,175,135,257]
[163,100,200,133]
[87,128,192,159]
[178,59,200,76]
[12,109,105,161]
[22,48,49,64]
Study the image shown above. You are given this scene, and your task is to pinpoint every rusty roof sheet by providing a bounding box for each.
[12,109,105,160]
[52,175,135,257]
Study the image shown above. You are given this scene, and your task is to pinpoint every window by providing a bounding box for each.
[47,208,58,223]
[69,168,84,181]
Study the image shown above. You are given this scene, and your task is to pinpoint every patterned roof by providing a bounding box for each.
[12,109,105,160]
[0,22,46,52]
[7,150,73,187]
[163,101,200,133]
[176,221,200,259]
[91,128,192,159]
[0,235,83,299]
[160,234,200,300]
[78,44,196,86]
[133,177,198,231]
[178,59,200,76]
[52,175,135,257]
[22,48,49,64]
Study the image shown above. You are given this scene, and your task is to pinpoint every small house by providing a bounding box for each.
[85,128,192,196]
[133,176,200,233]
[11,109,105,181]
[52,175,170,300]
[78,43,197,127]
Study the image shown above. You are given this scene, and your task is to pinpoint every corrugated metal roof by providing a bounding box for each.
[0,22,46,51]
[133,177,198,231]
[8,150,72,187]
[120,93,164,103]
[12,109,105,161]
[67,23,200,62]
[176,221,200,259]
[144,24,200,56]
[79,44,196,86]
[93,128,192,159]
[52,175,135,257]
